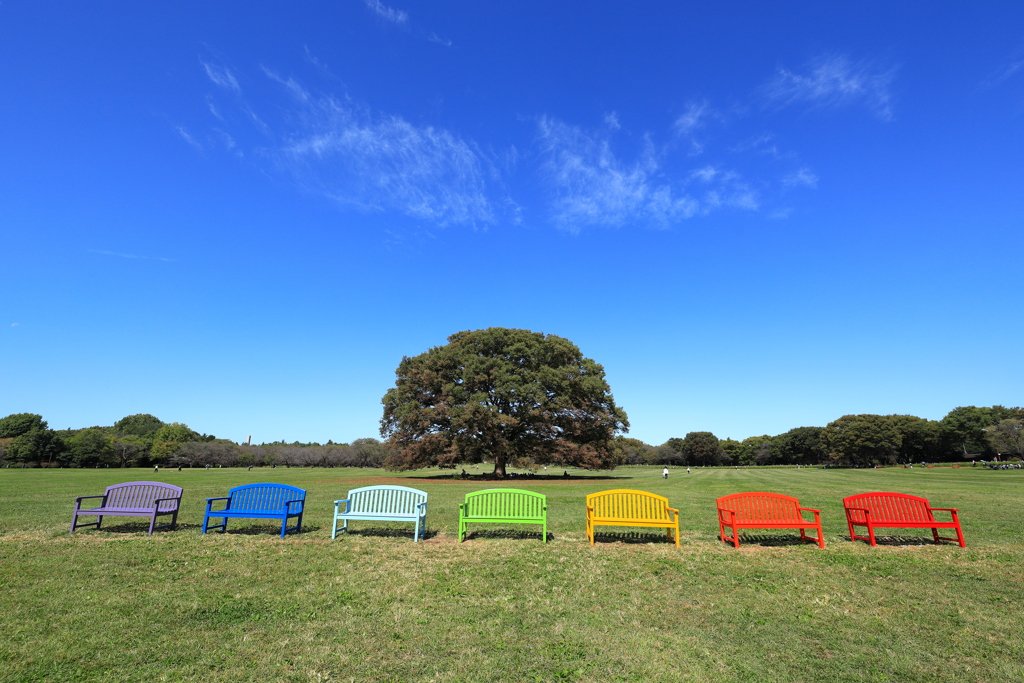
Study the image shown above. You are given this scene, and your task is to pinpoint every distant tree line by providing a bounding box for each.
[0,413,388,468]
[616,405,1023,468]
[1,404,1020,469]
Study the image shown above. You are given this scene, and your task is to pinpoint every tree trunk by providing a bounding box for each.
[492,455,507,478]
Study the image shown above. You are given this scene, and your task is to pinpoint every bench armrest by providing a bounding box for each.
[930,507,959,513]
[417,501,427,514]
[717,508,736,523]
[152,496,181,509]
[284,498,305,511]
[667,507,679,520]
[205,497,230,512]
[334,498,351,514]
[798,507,822,522]
[75,495,106,507]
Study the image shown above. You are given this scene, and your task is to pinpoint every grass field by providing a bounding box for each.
[1,465,1022,682]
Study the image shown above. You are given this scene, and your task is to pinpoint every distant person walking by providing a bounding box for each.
[662,467,669,479]
[153,465,159,473]
[687,467,691,474]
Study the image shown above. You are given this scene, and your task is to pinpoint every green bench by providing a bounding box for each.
[458,488,547,542]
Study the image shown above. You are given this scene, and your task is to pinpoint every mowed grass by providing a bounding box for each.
[1,465,1022,682]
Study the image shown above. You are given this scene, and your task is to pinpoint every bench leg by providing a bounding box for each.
[413,517,421,543]
[148,514,157,535]
[867,524,877,547]
[542,519,547,543]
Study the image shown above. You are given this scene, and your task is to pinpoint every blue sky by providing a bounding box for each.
[2,2,1022,445]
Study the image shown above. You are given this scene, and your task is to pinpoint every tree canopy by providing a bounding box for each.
[113,413,165,437]
[380,328,629,477]
[0,413,46,439]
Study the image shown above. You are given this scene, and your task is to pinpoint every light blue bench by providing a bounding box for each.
[202,483,306,538]
[332,485,428,542]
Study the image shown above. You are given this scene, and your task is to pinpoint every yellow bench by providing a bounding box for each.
[585,489,680,547]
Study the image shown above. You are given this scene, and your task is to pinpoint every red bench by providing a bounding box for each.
[716,492,825,548]
[843,492,965,547]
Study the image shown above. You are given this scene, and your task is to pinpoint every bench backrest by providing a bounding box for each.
[105,481,182,511]
[843,492,935,523]
[587,489,671,521]
[717,492,803,522]
[463,489,546,519]
[228,483,306,512]
[346,485,427,515]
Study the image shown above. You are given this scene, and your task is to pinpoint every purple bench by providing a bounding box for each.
[70,481,183,534]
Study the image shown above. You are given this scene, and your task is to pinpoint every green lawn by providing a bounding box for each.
[1,465,1022,682]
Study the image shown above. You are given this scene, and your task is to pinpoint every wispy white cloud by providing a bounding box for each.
[982,43,1024,87]
[175,126,204,151]
[782,167,818,189]
[364,0,408,26]
[603,112,621,130]
[277,89,495,227]
[10,323,19,328]
[90,249,175,262]
[203,62,241,94]
[537,117,759,231]
[674,100,710,136]
[428,32,453,48]
[762,55,895,120]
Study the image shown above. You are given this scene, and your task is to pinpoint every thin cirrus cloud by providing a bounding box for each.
[90,249,175,262]
[363,0,408,26]
[761,55,896,120]
[536,117,761,232]
[211,66,497,227]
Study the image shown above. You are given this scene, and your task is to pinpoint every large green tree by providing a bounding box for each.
[114,413,165,437]
[771,426,824,465]
[678,431,723,466]
[986,419,1024,459]
[820,414,901,467]
[380,328,629,477]
[0,413,46,439]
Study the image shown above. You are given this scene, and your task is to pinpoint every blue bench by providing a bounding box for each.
[202,483,306,538]
[332,485,428,542]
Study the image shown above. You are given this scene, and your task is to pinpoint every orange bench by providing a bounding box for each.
[843,492,965,547]
[716,492,824,548]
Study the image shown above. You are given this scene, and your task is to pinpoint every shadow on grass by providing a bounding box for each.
[726,533,824,547]
[207,524,322,536]
[408,473,629,482]
[338,527,437,541]
[75,522,202,535]
[462,529,552,542]
[591,531,678,545]
[844,534,956,547]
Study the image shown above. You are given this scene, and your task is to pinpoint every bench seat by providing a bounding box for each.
[717,491,825,548]
[70,481,182,535]
[843,492,965,547]
[586,489,680,547]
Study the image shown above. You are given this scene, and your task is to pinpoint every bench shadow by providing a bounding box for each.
[730,533,821,547]
[78,522,202,534]
[463,529,552,542]
[592,531,678,545]
[213,524,321,536]
[408,474,629,481]
[844,534,950,547]
[341,527,437,541]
